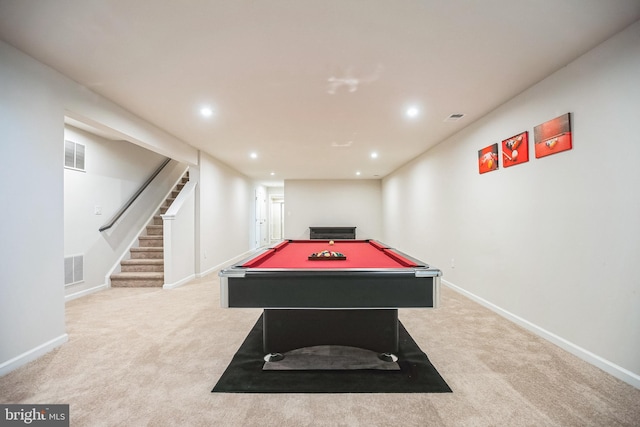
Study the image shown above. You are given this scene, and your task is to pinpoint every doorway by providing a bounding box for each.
[269,195,285,244]
[255,188,268,248]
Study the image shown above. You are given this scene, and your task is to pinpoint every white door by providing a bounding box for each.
[270,196,285,243]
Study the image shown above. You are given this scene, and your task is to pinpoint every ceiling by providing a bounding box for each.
[1,1,639,184]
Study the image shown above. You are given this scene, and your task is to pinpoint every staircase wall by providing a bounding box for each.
[64,124,187,299]
[162,180,196,288]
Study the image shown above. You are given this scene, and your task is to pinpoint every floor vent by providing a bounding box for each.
[64,255,84,285]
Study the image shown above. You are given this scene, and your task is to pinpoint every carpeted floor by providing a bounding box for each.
[1,273,639,426]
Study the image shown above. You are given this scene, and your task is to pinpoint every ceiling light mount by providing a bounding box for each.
[331,141,353,148]
[444,113,466,122]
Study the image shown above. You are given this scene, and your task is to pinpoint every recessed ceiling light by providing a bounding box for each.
[371,152,378,159]
[250,152,258,159]
[200,106,213,117]
[406,106,419,118]
[270,172,275,176]
[356,171,361,176]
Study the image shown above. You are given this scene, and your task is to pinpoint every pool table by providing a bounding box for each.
[219,239,441,362]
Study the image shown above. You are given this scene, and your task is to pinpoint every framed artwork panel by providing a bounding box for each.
[502,131,529,168]
[478,143,499,174]
[534,113,572,158]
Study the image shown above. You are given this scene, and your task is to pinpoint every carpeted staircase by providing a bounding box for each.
[110,171,189,287]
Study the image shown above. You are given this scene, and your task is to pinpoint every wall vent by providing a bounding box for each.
[444,113,466,122]
[64,140,85,171]
[64,255,84,286]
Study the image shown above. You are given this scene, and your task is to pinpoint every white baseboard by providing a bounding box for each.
[197,249,257,278]
[0,334,68,377]
[65,283,109,302]
[443,279,640,389]
[163,274,196,289]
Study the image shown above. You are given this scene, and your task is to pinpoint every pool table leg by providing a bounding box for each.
[262,308,399,359]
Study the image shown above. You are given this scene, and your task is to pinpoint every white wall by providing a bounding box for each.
[197,151,254,276]
[0,40,67,373]
[382,21,640,387]
[0,40,198,374]
[284,180,382,239]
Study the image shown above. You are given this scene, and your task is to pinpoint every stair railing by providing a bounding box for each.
[99,158,171,232]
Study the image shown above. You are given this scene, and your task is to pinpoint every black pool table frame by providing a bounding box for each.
[219,242,442,362]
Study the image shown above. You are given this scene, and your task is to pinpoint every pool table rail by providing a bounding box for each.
[218,239,442,309]
[219,268,441,309]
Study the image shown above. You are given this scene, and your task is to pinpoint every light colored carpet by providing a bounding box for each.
[1,273,639,426]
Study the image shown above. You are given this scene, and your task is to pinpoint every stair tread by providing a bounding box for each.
[111,272,164,279]
[121,259,164,265]
[112,179,187,286]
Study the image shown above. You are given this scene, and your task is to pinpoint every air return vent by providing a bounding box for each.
[64,255,84,286]
[64,140,85,171]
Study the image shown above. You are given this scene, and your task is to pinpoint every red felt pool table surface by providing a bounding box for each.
[242,239,419,269]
